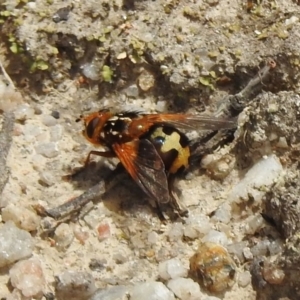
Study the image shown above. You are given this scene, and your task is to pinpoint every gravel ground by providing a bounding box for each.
[1,0,300,299]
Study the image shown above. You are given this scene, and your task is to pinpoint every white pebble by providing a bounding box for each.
[242,247,253,260]
[285,15,299,26]
[2,203,40,231]
[130,282,175,300]
[81,62,101,80]
[31,154,46,171]
[229,155,283,204]
[9,258,45,298]
[245,214,265,234]
[167,278,201,300]
[14,104,35,121]
[148,231,159,244]
[54,223,74,251]
[268,240,283,255]
[90,286,130,300]
[227,241,248,263]
[238,271,251,287]
[26,2,37,10]
[202,230,228,246]
[56,271,96,300]
[159,258,188,280]
[168,223,184,241]
[35,142,59,158]
[39,171,56,186]
[211,203,232,224]
[155,100,167,112]
[41,114,57,127]
[50,124,64,142]
[184,214,211,239]
[23,123,42,138]
[124,84,139,98]
[0,221,34,267]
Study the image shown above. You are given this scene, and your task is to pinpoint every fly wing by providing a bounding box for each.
[143,114,237,131]
[112,140,170,204]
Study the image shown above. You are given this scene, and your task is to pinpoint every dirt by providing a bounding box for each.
[1,0,300,299]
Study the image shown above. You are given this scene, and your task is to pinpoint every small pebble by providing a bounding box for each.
[26,1,37,10]
[54,223,74,251]
[155,100,167,112]
[202,230,228,246]
[23,123,42,138]
[227,241,248,263]
[0,221,34,267]
[242,247,253,260]
[211,203,232,224]
[51,110,60,119]
[55,271,96,300]
[81,62,101,81]
[41,114,57,127]
[50,124,64,142]
[184,214,211,239]
[137,70,155,92]
[245,214,265,234]
[167,278,201,300]
[9,258,45,298]
[53,5,72,23]
[90,286,130,300]
[148,231,159,244]
[229,155,283,205]
[35,142,59,158]
[159,258,188,280]
[89,258,106,272]
[238,271,251,287]
[73,224,89,244]
[262,261,285,285]
[130,282,175,300]
[251,240,270,257]
[97,222,111,241]
[39,171,56,186]
[168,223,184,242]
[124,84,139,98]
[14,104,35,121]
[268,240,283,255]
[2,203,41,231]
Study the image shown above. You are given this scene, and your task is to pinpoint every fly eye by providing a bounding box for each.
[86,117,99,138]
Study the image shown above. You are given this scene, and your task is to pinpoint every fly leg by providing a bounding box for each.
[168,175,188,217]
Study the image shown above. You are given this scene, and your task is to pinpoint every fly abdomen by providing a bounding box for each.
[144,125,190,175]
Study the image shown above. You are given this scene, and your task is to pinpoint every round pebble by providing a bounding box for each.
[51,110,60,119]
[2,204,41,231]
[167,278,201,300]
[35,142,59,158]
[202,230,228,246]
[41,114,57,127]
[50,124,64,142]
[238,271,251,287]
[90,286,130,300]
[54,223,74,251]
[14,104,34,121]
[130,282,175,300]
[9,258,45,298]
[159,258,188,280]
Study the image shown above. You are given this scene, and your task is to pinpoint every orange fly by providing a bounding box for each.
[76,109,236,215]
